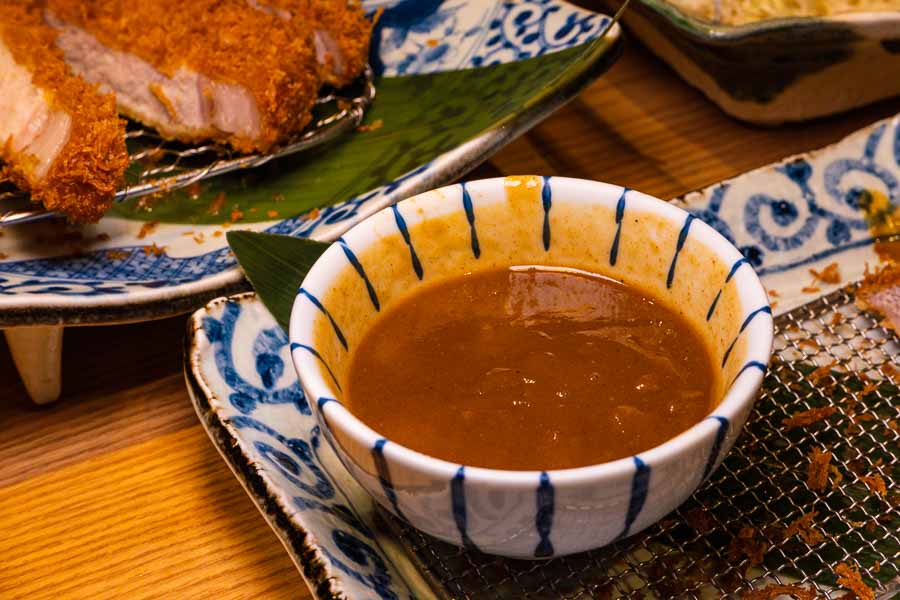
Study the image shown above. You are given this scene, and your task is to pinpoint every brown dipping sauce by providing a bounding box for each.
[346,267,716,470]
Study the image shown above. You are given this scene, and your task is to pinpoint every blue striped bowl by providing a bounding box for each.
[289,176,774,559]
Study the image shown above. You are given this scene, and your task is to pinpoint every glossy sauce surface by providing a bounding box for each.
[346,267,715,470]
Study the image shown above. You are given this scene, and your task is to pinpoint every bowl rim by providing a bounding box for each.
[633,0,900,43]
[289,176,774,488]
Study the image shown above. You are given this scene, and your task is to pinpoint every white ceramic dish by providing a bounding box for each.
[288,176,775,558]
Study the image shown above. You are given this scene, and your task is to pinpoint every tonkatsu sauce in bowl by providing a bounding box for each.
[290,176,773,558]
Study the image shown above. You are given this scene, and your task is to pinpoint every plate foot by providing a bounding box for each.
[4,326,63,404]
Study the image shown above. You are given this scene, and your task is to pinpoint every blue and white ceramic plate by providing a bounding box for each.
[186,115,899,599]
[0,0,622,327]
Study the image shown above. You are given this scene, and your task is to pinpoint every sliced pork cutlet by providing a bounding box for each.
[45,0,322,153]
[247,0,372,87]
[0,3,127,223]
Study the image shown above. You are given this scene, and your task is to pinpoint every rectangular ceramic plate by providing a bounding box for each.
[604,0,900,124]
[185,115,900,598]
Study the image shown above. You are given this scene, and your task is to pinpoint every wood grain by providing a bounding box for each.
[1,33,898,600]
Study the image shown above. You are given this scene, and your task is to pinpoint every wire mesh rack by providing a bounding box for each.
[0,67,376,225]
[384,284,899,599]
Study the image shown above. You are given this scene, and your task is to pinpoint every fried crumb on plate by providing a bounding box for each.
[809,262,841,284]
[807,448,832,492]
[835,563,874,600]
[137,220,160,239]
[782,511,824,546]
[801,285,821,294]
[741,583,819,600]
[783,406,837,431]
[728,526,768,567]
[859,474,887,498]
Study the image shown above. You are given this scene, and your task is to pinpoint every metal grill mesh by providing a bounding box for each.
[0,68,375,225]
[385,285,899,599]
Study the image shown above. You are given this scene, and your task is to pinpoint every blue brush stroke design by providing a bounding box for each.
[701,416,729,482]
[372,439,407,521]
[542,176,553,251]
[461,182,481,259]
[730,360,767,386]
[299,288,348,350]
[615,456,651,541]
[666,214,696,289]
[534,471,555,558]
[338,237,380,311]
[609,187,629,266]
[706,257,750,321]
[721,306,773,367]
[202,301,309,415]
[391,205,423,280]
[317,396,341,411]
[290,342,342,392]
[451,466,479,552]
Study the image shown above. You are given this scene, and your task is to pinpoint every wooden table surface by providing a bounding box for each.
[2,31,899,600]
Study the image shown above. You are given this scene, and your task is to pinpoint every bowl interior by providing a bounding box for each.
[291,176,771,473]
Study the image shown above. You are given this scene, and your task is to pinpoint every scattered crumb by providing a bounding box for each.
[874,561,881,573]
[835,563,874,600]
[248,207,258,214]
[728,526,767,567]
[741,583,818,600]
[272,193,285,202]
[684,507,716,533]
[306,207,321,220]
[801,286,821,294]
[830,465,844,490]
[137,220,160,240]
[181,230,195,236]
[810,262,841,284]
[767,288,780,298]
[207,192,226,216]
[142,243,165,257]
[357,118,384,133]
[807,448,832,491]
[783,511,824,546]
[193,232,205,244]
[829,311,844,326]
[888,419,899,433]
[230,208,244,222]
[808,362,836,384]
[783,406,837,430]
[859,474,887,498]
[213,230,223,238]
[186,182,202,200]
[266,210,279,219]
[95,233,110,242]
[798,339,819,351]
[221,221,231,229]
[106,250,130,260]
[884,362,899,382]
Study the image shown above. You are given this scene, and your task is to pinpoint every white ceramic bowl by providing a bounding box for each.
[290,176,774,559]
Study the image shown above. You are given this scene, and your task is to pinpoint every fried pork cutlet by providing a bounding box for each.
[247,0,372,87]
[0,3,127,223]
[44,0,322,153]
[857,263,900,333]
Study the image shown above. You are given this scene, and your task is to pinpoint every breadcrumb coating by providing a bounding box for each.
[0,2,127,223]
[252,0,372,87]
[45,0,322,152]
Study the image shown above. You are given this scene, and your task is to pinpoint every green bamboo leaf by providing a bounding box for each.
[226,230,328,331]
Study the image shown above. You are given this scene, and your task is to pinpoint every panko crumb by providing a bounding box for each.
[809,262,841,284]
[859,474,887,498]
[142,243,165,256]
[728,526,768,567]
[807,448,832,491]
[782,511,824,546]
[137,220,160,240]
[783,406,836,431]
[835,563,874,600]
[741,583,818,600]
